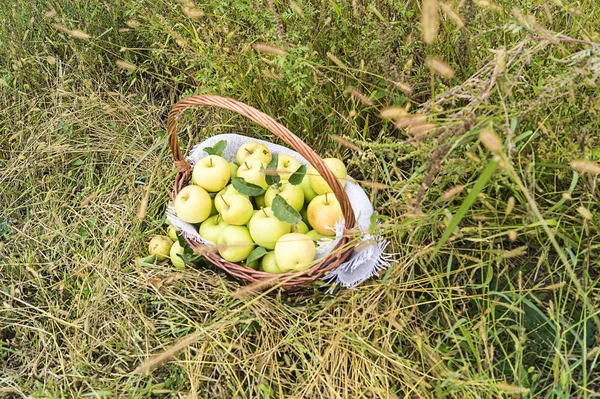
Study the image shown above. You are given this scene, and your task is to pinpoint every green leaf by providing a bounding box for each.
[247,246,267,263]
[265,153,280,186]
[204,140,227,156]
[72,159,85,166]
[232,177,265,196]
[181,243,202,264]
[271,194,302,224]
[288,165,307,185]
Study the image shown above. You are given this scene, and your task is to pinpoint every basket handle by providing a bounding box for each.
[167,95,355,231]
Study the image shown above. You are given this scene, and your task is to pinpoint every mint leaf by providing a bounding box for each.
[247,246,267,264]
[265,153,280,187]
[288,165,306,185]
[272,194,302,224]
[232,177,266,196]
[204,140,227,156]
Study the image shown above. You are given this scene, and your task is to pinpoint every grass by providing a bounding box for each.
[1,0,600,397]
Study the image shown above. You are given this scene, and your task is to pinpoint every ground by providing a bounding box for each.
[1,1,600,398]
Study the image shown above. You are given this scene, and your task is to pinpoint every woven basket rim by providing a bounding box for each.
[167,95,357,291]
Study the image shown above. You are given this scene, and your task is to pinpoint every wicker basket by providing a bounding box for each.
[167,95,357,290]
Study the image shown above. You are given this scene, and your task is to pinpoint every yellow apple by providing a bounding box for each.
[148,236,173,261]
[264,181,304,211]
[274,233,316,272]
[214,185,248,213]
[198,215,230,243]
[192,155,231,192]
[300,174,318,202]
[220,195,254,225]
[308,157,347,194]
[248,207,291,249]
[170,241,185,269]
[236,160,269,189]
[306,193,343,236]
[174,185,212,224]
[260,251,283,273]
[236,142,272,165]
[277,154,302,181]
[217,225,255,262]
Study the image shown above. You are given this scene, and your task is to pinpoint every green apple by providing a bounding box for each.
[260,251,283,274]
[274,233,316,272]
[254,193,266,209]
[307,193,343,236]
[148,236,173,261]
[220,195,254,225]
[236,160,269,189]
[245,258,260,270]
[198,215,230,243]
[236,142,272,165]
[170,241,185,269]
[277,154,302,181]
[214,185,248,213]
[166,225,178,241]
[229,162,239,178]
[306,229,332,242]
[308,157,347,194]
[264,181,304,211]
[217,225,255,262]
[174,185,212,224]
[248,207,291,249]
[300,206,311,228]
[192,155,231,192]
[291,221,309,234]
[300,174,318,202]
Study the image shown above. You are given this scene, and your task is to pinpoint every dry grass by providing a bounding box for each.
[2,0,600,397]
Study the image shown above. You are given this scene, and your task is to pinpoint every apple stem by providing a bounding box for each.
[244,162,249,169]
[209,158,213,167]
[261,207,268,217]
[325,192,329,205]
[245,148,252,154]
[221,196,230,208]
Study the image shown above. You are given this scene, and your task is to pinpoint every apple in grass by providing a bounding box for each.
[192,155,231,192]
[307,193,343,236]
[220,195,254,226]
[274,233,316,272]
[308,157,347,195]
[174,185,212,224]
[148,236,173,261]
[217,225,255,262]
[198,215,230,243]
[166,225,178,241]
[236,142,272,165]
[260,251,283,274]
[300,174,318,202]
[236,160,269,189]
[264,181,304,211]
[170,241,185,269]
[248,207,291,249]
[277,154,302,181]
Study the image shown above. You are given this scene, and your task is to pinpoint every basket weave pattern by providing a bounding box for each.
[167,95,356,290]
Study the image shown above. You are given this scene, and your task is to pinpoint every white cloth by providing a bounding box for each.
[166,133,392,288]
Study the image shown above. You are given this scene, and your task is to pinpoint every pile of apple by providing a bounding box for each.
[148,141,349,274]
